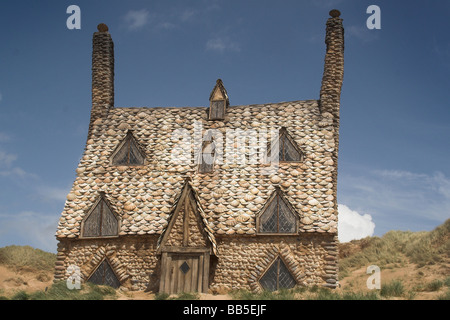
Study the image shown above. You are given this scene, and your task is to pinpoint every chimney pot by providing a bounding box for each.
[97,23,109,32]
[329,9,341,18]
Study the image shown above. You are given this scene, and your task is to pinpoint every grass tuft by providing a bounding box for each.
[380,280,404,298]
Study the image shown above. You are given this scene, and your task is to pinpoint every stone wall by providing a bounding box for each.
[55,236,160,291]
[210,234,338,293]
[55,233,338,292]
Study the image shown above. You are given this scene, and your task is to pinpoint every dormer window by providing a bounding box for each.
[111,131,145,166]
[257,187,298,234]
[208,79,229,121]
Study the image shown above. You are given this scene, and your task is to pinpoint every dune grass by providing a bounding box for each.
[339,219,450,274]
[0,245,56,271]
[230,286,380,300]
[7,281,117,300]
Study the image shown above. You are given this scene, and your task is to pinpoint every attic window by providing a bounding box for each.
[111,132,145,166]
[82,194,119,237]
[258,188,297,234]
[208,79,229,121]
[198,140,215,173]
[209,100,226,120]
[259,257,296,291]
[269,128,303,162]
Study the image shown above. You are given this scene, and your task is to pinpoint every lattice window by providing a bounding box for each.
[258,189,297,234]
[88,259,120,289]
[269,128,303,162]
[82,195,119,237]
[259,257,296,291]
[112,132,145,166]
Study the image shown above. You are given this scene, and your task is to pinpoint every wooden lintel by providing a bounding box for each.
[160,246,210,254]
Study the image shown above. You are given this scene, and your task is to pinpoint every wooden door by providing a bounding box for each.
[160,252,209,294]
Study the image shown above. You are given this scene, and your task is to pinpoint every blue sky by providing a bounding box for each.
[0,0,449,252]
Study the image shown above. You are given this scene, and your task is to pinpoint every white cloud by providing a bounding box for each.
[206,37,241,53]
[338,204,375,242]
[0,150,17,167]
[375,169,450,200]
[124,9,150,30]
[0,149,38,180]
[180,8,196,22]
[339,168,450,235]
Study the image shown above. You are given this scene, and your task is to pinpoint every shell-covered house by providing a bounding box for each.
[54,10,344,293]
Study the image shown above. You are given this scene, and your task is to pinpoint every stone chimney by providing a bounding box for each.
[89,23,114,136]
[319,10,344,122]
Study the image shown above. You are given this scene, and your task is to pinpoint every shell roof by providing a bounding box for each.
[56,100,338,239]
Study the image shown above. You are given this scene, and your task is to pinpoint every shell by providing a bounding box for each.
[244,193,255,201]
[270,175,281,184]
[66,193,76,201]
[214,204,227,213]
[254,196,265,204]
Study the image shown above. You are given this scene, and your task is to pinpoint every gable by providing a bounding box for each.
[157,180,217,254]
[164,197,208,248]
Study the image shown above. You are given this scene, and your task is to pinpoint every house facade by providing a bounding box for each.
[54,10,344,294]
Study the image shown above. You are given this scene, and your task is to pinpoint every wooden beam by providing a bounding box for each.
[202,253,210,293]
[183,196,189,247]
[160,246,210,253]
[159,252,168,293]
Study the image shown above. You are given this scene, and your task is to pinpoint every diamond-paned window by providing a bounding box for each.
[259,257,296,291]
[88,259,120,289]
[259,189,297,234]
